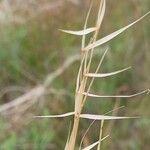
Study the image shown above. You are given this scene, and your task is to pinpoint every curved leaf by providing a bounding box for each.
[59,27,97,36]
[83,11,150,51]
[85,67,131,78]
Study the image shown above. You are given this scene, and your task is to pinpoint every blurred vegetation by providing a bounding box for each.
[0,0,150,149]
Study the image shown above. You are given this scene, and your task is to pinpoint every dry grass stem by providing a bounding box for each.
[31,0,150,149]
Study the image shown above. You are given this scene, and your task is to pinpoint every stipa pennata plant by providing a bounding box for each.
[35,0,150,150]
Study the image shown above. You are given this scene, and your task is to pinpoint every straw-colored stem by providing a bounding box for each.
[66,114,80,150]
[66,1,106,149]
[82,0,106,107]
[97,120,104,150]
[82,48,108,106]
[66,78,86,150]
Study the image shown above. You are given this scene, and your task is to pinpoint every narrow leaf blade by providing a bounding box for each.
[81,89,149,98]
[80,114,138,120]
[85,67,131,78]
[82,141,99,150]
[83,11,150,51]
[34,112,74,118]
[59,27,97,36]
[82,135,109,150]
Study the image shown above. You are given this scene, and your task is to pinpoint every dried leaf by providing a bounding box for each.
[82,135,109,150]
[59,27,97,36]
[82,141,99,150]
[34,112,74,118]
[83,11,150,51]
[80,114,138,120]
[81,89,149,98]
[85,67,131,78]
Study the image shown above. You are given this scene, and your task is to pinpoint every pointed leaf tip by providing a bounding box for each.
[59,27,97,36]
[83,11,150,51]
[81,89,149,98]
[34,112,74,118]
[82,141,99,150]
[82,135,109,150]
[85,67,131,78]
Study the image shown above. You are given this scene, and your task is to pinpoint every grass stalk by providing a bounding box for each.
[97,120,104,150]
[66,1,106,149]
[60,0,149,149]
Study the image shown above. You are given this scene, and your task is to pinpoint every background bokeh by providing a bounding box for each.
[0,0,149,149]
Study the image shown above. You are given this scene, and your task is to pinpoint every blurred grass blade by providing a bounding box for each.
[82,89,149,98]
[34,112,74,118]
[82,135,109,150]
[59,27,97,36]
[85,67,131,78]
[80,114,138,120]
[104,106,125,115]
[83,11,150,51]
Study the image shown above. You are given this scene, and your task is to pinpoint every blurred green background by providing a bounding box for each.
[0,0,149,149]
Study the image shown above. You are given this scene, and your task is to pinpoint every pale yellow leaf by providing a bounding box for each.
[82,135,109,150]
[59,27,97,36]
[81,89,149,98]
[85,67,131,78]
[34,112,74,118]
[83,11,150,51]
[80,114,138,120]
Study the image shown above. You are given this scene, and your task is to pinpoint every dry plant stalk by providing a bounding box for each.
[0,54,80,115]
[35,0,150,150]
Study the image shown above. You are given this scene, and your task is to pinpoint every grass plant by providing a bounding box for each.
[35,0,150,149]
